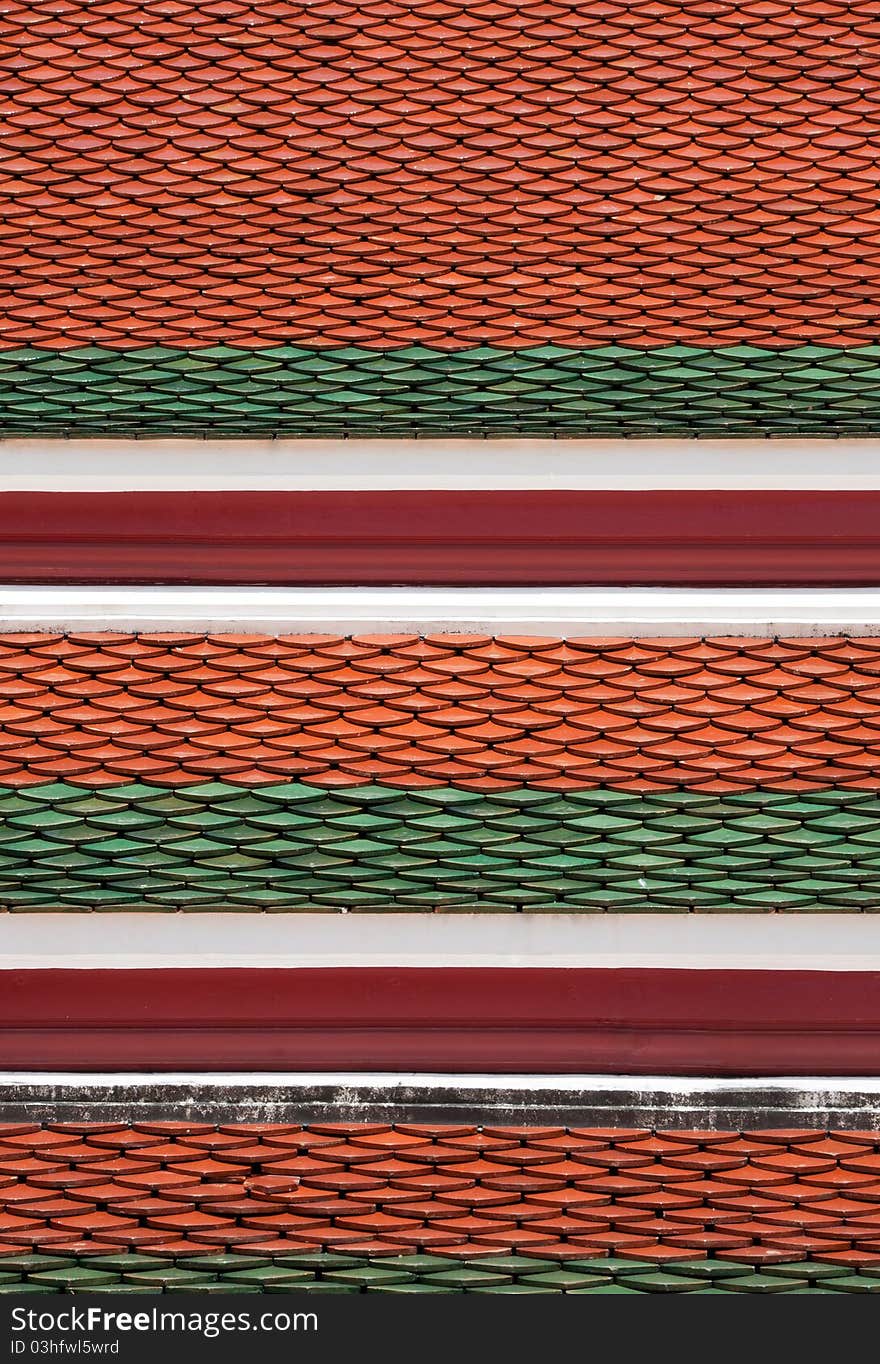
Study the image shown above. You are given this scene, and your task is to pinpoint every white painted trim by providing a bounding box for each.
[3,436,880,490]
[0,1071,877,1094]
[1,586,880,636]
[1,913,878,971]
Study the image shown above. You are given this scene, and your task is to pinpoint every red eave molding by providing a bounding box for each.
[1,490,880,585]
[2,968,879,1075]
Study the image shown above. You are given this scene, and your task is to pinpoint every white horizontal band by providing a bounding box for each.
[0,1072,875,1094]
[0,586,879,635]
[1,912,877,971]
[2,436,880,490]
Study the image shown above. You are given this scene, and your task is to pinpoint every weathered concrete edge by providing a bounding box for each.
[2,1079,880,1128]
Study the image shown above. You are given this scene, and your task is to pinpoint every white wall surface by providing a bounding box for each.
[1,912,878,971]
[3,436,880,489]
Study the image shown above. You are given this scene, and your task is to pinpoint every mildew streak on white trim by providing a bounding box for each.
[0,1073,877,1127]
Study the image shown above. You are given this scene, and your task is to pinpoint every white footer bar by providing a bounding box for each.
[1,912,878,971]
[5,435,880,490]
[0,1072,878,1093]
[0,586,879,635]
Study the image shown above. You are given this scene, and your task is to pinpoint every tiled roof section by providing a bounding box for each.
[1,1252,878,1294]
[0,634,873,909]
[2,2,880,433]
[4,784,880,910]
[6,345,880,436]
[2,1123,880,1292]
[0,633,878,791]
[1,0,879,353]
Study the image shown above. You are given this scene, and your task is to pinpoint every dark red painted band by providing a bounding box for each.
[2,968,879,1074]
[1,490,879,584]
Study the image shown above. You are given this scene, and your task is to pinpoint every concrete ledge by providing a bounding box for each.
[2,1074,880,1129]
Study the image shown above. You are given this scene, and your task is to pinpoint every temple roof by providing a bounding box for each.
[0,1120,878,1291]
[0,0,878,433]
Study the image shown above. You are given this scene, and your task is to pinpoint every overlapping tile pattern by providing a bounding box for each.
[4,1123,880,1293]
[0,633,877,792]
[6,346,880,435]
[3,785,880,910]
[2,1,880,432]
[0,634,878,909]
[4,0,876,353]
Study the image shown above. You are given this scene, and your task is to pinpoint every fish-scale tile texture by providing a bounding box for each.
[4,1124,880,1292]
[8,785,880,911]
[0,634,879,908]
[0,633,876,792]
[8,345,880,436]
[1,1,880,432]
